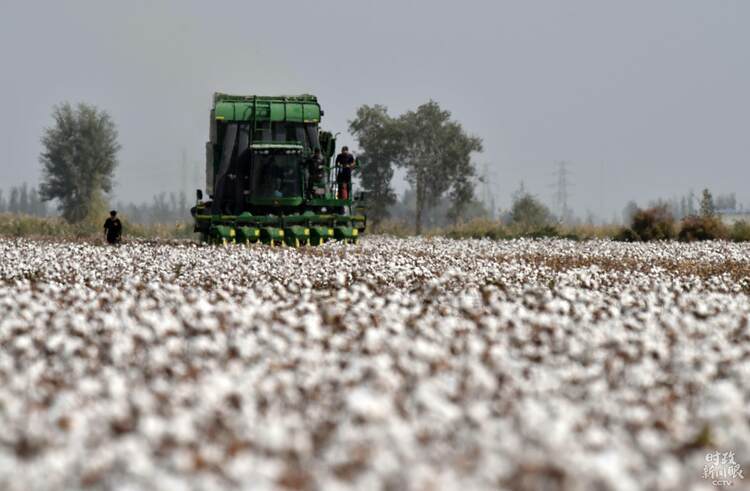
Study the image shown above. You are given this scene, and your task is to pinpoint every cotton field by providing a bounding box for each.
[0,237,749,491]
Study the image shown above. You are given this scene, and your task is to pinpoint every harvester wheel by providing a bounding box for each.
[294,238,300,248]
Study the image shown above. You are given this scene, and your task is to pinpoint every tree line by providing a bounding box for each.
[113,191,191,225]
[0,183,192,225]
[0,184,48,216]
[25,99,743,235]
[623,191,743,224]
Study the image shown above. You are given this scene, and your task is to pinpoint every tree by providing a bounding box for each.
[178,191,188,220]
[18,183,29,215]
[679,197,688,219]
[715,193,736,211]
[39,102,120,223]
[622,200,639,225]
[509,187,554,233]
[8,187,19,214]
[396,101,482,233]
[349,101,482,231]
[28,187,47,216]
[0,190,5,213]
[687,189,696,216]
[348,105,400,225]
[700,188,715,217]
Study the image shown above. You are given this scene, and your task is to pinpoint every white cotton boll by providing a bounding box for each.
[335,272,347,287]
[302,313,324,340]
[637,429,666,455]
[140,415,166,440]
[699,380,744,423]
[587,451,640,491]
[412,338,444,362]
[78,377,102,397]
[415,383,461,422]
[583,426,609,449]
[347,387,392,421]
[170,413,196,443]
[656,456,682,490]
[468,364,497,393]
[108,373,128,399]
[12,334,32,351]
[364,327,386,352]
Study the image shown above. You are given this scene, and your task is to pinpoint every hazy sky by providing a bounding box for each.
[1,0,748,220]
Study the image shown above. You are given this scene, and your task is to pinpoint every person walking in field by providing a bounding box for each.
[103,210,122,245]
[335,146,355,200]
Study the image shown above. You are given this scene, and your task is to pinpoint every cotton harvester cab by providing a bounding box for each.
[191,93,366,246]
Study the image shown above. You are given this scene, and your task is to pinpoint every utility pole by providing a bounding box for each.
[553,161,572,223]
[478,162,499,219]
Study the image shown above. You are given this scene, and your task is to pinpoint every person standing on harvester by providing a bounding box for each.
[103,210,122,245]
[335,146,355,200]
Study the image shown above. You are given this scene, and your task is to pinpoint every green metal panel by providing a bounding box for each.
[214,102,235,120]
[286,103,303,122]
[235,102,253,120]
[270,102,285,121]
[256,103,270,119]
[213,94,321,122]
[303,104,320,122]
[249,197,304,206]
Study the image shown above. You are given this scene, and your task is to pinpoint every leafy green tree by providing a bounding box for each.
[396,101,482,233]
[348,105,400,225]
[39,102,120,223]
[350,101,481,232]
[700,188,715,217]
[509,187,554,233]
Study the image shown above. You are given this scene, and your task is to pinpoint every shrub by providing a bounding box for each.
[524,225,560,239]
[509,193,555,234]
[370,219,414,237]
[615,227,640,242]
[564,223,621,240]
[678,215,728,242]
[730,221,750,242]
[436,218,508,240]
[616,206,675,241]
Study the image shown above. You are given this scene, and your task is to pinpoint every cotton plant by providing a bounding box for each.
[0,237,748,490]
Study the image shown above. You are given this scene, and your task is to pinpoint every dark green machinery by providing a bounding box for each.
[191,93,366,246]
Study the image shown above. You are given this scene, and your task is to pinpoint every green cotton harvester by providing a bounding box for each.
[192,93,366,246]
